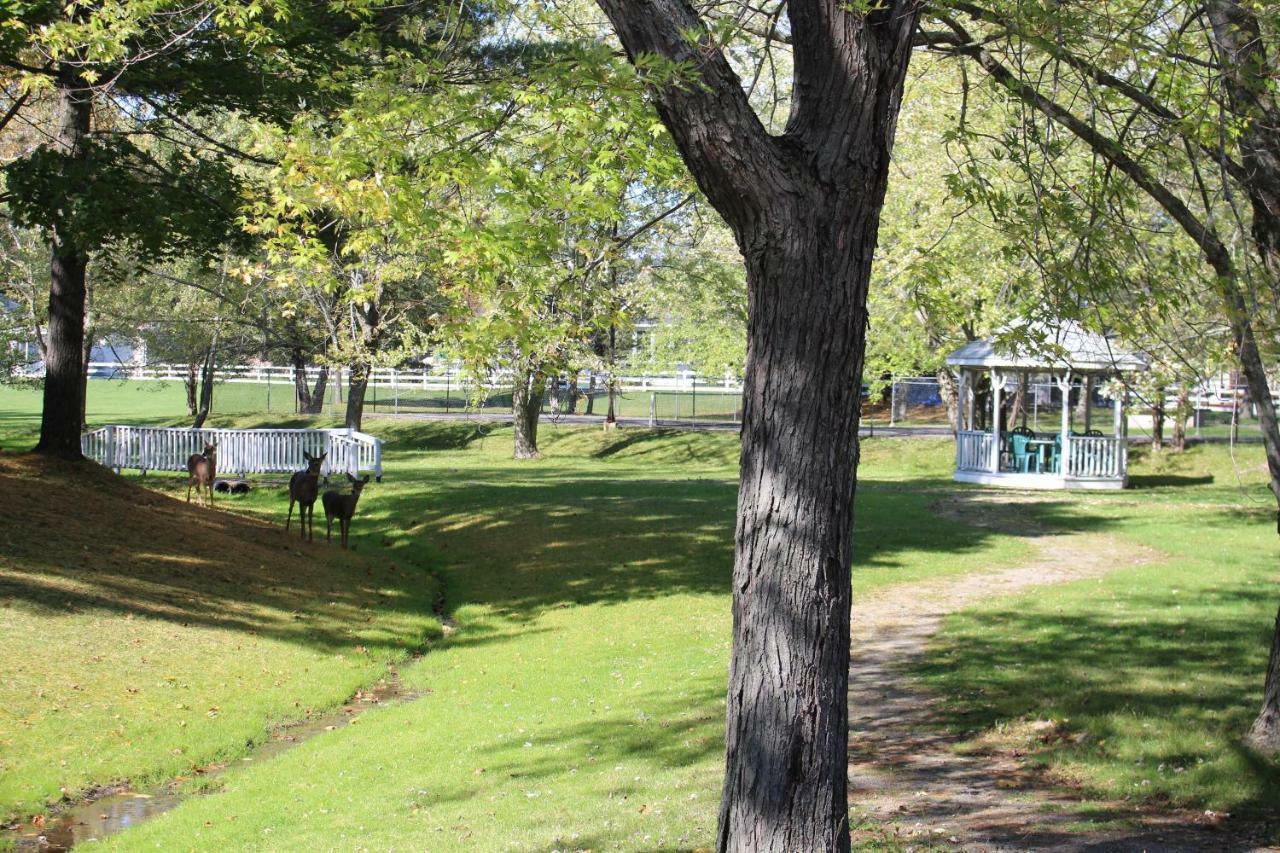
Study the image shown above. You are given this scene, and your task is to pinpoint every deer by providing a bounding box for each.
[322,473,369,549]
[286,450,327,541]
[186,442,217,507]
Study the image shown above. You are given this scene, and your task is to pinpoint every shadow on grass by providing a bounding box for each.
[1129,474,1216,488]
[0,455,438,657]
[915,578,1280,819]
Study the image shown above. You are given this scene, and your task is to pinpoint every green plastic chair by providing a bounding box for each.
[1010,433,1039,473]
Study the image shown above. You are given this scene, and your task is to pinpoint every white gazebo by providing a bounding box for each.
[946,322,1146,490]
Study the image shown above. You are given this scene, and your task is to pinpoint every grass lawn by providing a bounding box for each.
[916,442,1280,817]
[2,381,1278,847]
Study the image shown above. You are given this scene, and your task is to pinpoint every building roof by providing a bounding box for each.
[945,321,1147,372]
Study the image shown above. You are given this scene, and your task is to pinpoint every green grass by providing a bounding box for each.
[915,442,1280,816]
[3,380,1278,847]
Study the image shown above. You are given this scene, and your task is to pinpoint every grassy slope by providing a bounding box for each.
[917,443,1280,816]
[0,453,442,823]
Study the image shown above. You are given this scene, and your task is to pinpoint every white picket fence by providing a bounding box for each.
[81,426,383,480]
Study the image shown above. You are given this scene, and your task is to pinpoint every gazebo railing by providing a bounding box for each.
[81,426,383,480]
[956,430,994,472]
[1066,435,1125,480]
[955,429,1125,480]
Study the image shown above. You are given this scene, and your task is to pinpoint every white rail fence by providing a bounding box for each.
[87,362,745,394]
[81,426,383,480]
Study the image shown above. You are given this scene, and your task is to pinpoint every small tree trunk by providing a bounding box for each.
[605,324,618,426]
[1151,390,1166,450]
[1172,386,1190,452]
[191,338,217,429]
[936,368,960,432]
[34,71,91,460]
[79,280,94,431]
[185,363,199,417]
[512,366,545,459]
[307,367,329,415]
[346,362,369,431]
[1008,373,1027,429]
[1076,375,1093,429]
[565,375,579,414]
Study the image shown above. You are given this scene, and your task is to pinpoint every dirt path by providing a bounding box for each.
[848,492,1269,852]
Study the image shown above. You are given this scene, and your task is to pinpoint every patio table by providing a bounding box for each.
[1024,438,1056,472]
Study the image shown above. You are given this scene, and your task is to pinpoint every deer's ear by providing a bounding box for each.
[362,475,370,483]
[319,452,327,460]
[304,451,314,462]
[347,473,358,483]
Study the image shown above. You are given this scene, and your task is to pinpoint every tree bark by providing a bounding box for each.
[34,69,91,459]
[345,362,369,431]
[592,1,919,848]
[512,365,545,459]
[1250,608,1280,752]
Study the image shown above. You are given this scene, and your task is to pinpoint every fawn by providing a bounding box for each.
[186,442,217,507]
[322,473,369,549]
[286,451,327,541]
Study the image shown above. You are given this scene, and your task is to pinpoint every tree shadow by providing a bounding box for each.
[1129,474,1216,488]
[0,454,439,657]
[914,579,1280,820]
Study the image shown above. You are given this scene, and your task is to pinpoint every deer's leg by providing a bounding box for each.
[286,498,294,531]
[187,478,193,503]
[341,519,349,549]
[326,514,332,543]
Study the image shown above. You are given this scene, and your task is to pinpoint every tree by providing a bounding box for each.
[592,1,920,847]
[0,0,414,457]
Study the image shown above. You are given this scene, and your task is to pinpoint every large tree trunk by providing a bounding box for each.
[345,362,369,431]
[512,366,545,459]
[35,71,91,459]
[592,2,919,847]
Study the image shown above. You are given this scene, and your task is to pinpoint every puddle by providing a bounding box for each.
[3,672,417,850]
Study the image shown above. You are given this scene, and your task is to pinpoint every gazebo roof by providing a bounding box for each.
[945,321,1147,373]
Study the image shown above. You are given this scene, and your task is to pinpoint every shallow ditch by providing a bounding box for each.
[3,671,418,850]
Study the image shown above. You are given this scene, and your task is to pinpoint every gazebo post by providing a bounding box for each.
[1112,383,1123,437]
[990,369,1003,473]
[957,369,968,431]
[1058,371,1072,477]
